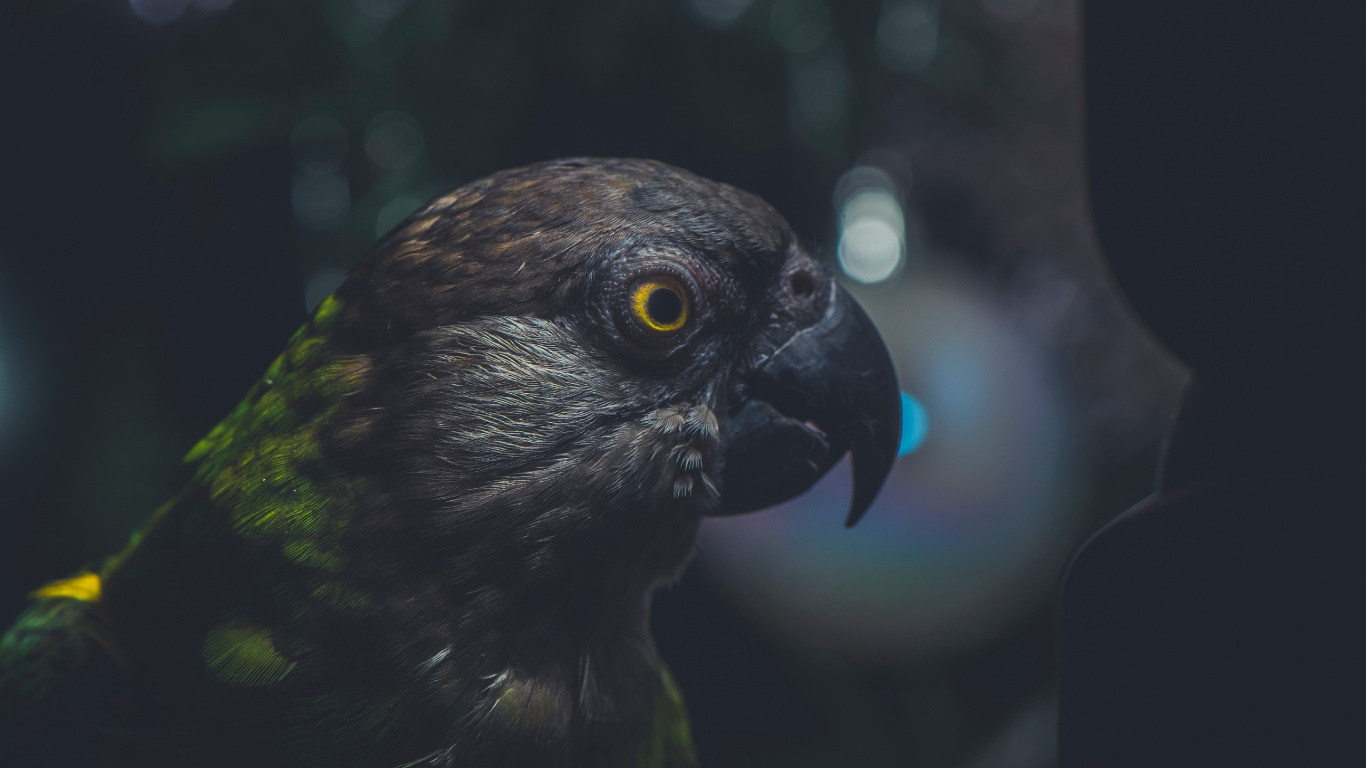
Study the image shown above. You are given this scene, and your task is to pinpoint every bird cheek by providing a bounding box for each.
[647,402,722,508]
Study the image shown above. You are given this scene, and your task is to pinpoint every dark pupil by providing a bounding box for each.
[646,287,683,325]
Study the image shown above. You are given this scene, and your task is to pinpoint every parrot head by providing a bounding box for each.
[322,158,900,606]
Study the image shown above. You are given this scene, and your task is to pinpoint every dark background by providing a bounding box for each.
[0,1,1186,766]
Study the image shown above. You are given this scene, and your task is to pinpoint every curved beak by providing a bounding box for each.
[716,283,901,527]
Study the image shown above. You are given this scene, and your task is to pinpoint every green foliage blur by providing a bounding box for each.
[134,0,1044,282]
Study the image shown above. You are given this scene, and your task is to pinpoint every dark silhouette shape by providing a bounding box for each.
[1059,3,1366,766]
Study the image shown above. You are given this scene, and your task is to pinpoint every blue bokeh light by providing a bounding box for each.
[899,390,927,455]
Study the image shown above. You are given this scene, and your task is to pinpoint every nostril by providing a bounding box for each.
[788,270,816,299]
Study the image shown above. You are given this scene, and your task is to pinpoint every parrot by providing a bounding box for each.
[0,158,900,768]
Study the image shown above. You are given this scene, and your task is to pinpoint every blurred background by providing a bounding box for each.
[0,1,1187,766]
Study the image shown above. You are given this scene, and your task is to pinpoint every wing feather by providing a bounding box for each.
[0,579,133,766]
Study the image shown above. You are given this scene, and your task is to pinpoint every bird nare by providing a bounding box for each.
[0,158,900,767]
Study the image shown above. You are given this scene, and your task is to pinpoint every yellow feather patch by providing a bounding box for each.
[29,572,101,602]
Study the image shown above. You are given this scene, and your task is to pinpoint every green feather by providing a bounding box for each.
[181,293,369,619]
[635,666,699,768]
[201,622,296,689]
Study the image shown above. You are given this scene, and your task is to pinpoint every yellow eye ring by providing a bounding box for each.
[629,276,690,335]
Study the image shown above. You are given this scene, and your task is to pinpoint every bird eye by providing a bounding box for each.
[629,276,690,335]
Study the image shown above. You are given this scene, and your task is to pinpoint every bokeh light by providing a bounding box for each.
[899,391,928,455]
[364,111,424,171]
[877,0,939,73]
[687,0,755,29]
[375,196,425,238]
[839,214,902,283]
[291,116,351,229]
[0,255,44,461]
[836,166,907,284]
[292,165,350,228]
